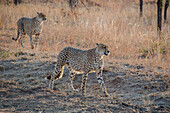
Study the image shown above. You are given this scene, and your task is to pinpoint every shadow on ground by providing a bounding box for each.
[0,52,169,112]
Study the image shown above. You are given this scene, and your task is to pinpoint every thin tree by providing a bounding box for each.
[164,0,169,23]
[157,0,164,59]
[68,0,79,10]
[14,0,21,5]
[157,0,163,34]
[139,0,143,18]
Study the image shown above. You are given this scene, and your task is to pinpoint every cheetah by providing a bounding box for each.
[46,43,110,96]
[12,12,47,49]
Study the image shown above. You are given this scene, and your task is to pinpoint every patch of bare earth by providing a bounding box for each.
[0,53,169,112]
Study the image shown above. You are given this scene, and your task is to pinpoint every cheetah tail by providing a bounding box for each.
[12,30,20,41]
[46,75,52,80]
[12,37,18,41]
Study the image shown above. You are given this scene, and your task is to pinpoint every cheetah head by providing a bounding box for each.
[96,43,110,56]
[37,12,47,22]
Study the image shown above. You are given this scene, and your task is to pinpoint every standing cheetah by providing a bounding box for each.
[12,12,47,49]
[46,43,110,96]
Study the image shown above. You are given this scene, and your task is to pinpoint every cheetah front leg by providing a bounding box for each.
[49,74,55,90]
[34,34,39,49]
[81,73,88,95]
[96,68,110,97]
[29,34,34,49]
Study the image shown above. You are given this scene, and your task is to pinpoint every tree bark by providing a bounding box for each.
[164,0,169,23]
[14,0,21,5]
[68,0,79,9]
[140,0,143,18]
[157,0,163,34]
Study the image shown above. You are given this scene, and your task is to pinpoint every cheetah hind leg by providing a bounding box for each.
[12,27,23,41]
[68,72,79,92]
[19,35,26,48]
[47,67,65,90]
[48,75,55,90]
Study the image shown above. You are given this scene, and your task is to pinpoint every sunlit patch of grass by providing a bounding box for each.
[0,50,11,59]
[139,41,167,58]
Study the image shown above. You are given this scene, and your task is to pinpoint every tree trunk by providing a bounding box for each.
[14,0,21,5]
[157,0,163,34]
[14,0,17,5]
[164,0,169,23]
[140,0,143,18]
[68,0,79,9]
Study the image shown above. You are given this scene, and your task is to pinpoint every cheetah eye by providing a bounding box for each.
[103,46,106,49]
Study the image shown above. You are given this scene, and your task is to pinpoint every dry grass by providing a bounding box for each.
[0,1,169,112]
[0,0,169,67]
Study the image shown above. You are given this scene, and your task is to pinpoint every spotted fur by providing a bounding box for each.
[46,43,110,96]
[12,12,46,49]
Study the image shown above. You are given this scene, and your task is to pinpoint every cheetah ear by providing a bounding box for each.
[96,43,99,46]
[37,12,40,15]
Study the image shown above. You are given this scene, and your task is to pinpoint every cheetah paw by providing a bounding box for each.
[72,89,79,92]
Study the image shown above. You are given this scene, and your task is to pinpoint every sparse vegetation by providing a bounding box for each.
[139,40,167,58]
[0,0,169,112]
[0,50,11,59]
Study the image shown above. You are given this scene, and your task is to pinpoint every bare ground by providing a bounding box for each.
[0,51,169,112]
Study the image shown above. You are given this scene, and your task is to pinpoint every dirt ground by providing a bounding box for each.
[0,51,169,112]
[0,0,169,112]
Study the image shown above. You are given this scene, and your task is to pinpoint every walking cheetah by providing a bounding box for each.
[46,43,110,96]
[12,12,47,49]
